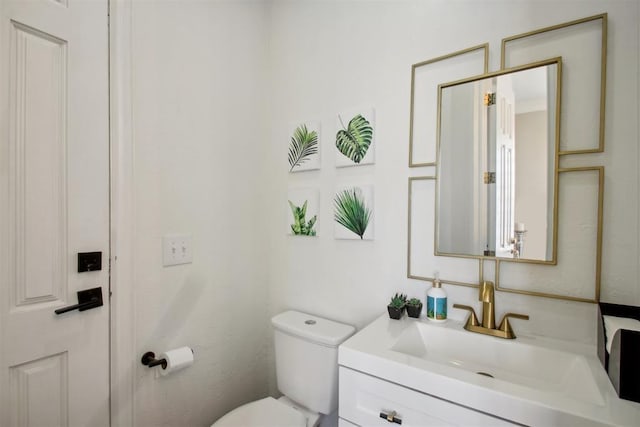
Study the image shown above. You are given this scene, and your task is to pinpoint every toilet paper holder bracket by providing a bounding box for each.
[141,351,167,369]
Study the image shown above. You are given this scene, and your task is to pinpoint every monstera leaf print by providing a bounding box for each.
[336,114,373,164]
[334,188,371,239]
[288,124,318,172]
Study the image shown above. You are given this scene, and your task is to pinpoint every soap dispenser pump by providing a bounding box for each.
[427,275,447,322]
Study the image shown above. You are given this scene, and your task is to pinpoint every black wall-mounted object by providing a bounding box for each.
[598,302,640,404]
[54,287,103,315]
[78,251,102,272]
[141,352,167,369]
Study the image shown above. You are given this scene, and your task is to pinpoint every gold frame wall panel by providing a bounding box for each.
[407,14,606,302]
[495,167,604,302]
[409,44,488,167]
[407,176,486,288]
[501,13,607,155]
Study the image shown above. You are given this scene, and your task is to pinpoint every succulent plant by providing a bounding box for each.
[288,200,317,236]
[407,298,422,306]
[389,293,407,308]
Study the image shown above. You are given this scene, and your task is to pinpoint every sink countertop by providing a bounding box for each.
[338,314,640,427]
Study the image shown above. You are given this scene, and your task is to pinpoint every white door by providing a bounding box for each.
[0,0,110,425]
[474,78,493,255]
[495,74,516,258]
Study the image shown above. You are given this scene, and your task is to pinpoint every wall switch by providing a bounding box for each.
[162,234,193,267]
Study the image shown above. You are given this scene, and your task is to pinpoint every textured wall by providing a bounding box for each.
[265,0,639,345]
[128,1,639,425]
[131,1,271,426]
[516,111,548,260]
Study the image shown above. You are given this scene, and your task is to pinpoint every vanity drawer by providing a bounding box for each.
[339,367,518,427]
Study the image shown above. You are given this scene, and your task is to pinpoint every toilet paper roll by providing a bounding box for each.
[159,346,194,376]
[603,316,640,353]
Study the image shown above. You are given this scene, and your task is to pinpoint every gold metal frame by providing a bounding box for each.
[407,176,484,288]
[409,44,489,167]
[434,58,562,265]
[495,166,604,303]
[501,13,607,155]
[407,14,606,303]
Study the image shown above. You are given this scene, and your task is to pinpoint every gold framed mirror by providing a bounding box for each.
[435,58,562,263]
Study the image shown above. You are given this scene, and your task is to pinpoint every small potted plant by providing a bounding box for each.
[387,293,407,320]
[406,298,423,318]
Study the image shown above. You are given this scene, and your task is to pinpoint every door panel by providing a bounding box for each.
[10,352,69,426]
[9,20,68,309]
[0,0,110,425]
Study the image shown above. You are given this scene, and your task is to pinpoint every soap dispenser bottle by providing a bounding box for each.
[427,277,447,322]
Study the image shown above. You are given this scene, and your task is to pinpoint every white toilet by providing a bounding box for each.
[212,310,356,427]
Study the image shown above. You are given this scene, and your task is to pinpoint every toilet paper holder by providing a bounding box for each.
[141,351,167,369]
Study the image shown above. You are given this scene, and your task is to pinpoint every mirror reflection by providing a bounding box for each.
[436,59,560,262]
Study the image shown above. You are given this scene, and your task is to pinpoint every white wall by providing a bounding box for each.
[439,83,479,255]
[515,110,548,260]
[131,1,270,426]
[128,0,639,424]
[265,0,639,347]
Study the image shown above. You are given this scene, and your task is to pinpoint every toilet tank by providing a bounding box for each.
[272,311,355,414]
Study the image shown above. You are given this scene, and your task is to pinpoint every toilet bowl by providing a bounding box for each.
[212,396,308,427]
[211,311,355,427]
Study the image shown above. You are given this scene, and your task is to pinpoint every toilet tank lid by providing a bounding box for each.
[272,311,356,347]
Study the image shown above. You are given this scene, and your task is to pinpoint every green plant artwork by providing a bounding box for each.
[288,200,317,236]
[288,124,319,172]
[334,188,371,239]
[335,114,373,164]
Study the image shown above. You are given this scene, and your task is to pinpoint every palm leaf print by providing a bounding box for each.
[288,124,319,172]
[334,188,371,239]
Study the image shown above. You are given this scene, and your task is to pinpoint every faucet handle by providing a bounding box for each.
[498,312,529,339]
[453,304,480,327]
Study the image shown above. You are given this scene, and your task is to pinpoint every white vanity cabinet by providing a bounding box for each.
[338,418,359,427]
[337,314,640,427]
[338,366,519,427]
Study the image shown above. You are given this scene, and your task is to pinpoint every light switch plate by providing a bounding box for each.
[162,234,193,266]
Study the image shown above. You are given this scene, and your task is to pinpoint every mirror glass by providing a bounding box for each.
[436,60,560,262]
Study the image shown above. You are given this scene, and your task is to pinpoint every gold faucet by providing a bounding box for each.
[453,281,529,339]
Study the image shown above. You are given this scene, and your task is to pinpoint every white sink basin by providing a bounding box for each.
[338,315,640,426]
[390,320,604,405]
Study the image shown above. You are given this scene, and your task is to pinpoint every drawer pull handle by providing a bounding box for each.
[379,410,402,424]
